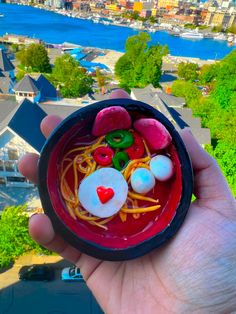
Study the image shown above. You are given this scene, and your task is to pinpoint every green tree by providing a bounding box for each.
[16,69,26,82]
[173,50,236,196]
[171,80,201,105]
[149,16,156,24]
[52,54,93,98]
[184,23,196,29]
[10,43,20,53]
[0,205,50,269]
[177,62,199,82]
[226,24,236,34]
[16,43,51,73]
[140,45,168,87]
[115,32,168,89]
[211,50,236,109]
[207,141,236,196]
[212,25,223,32]
[199,64,218,84]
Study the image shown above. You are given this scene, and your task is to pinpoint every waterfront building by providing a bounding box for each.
[44,0,64,8]
[157,0,179,9]
[0,34,42,45]
[0,49,15,95]
[133,1,143,12]
[159,13,197,25]
[205,10,236,28]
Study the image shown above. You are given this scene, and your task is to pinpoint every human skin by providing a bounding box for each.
[18,90,236,314]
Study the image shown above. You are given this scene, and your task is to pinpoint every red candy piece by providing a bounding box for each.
[92,106,132,137]
[93,146,114,166]
[125,132,145,160]
[96,186,115,204]
[134,118,172,151]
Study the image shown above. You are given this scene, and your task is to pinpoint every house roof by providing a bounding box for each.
[35,74,57,100]
[0,96,18,133]
[131,85,185,108]
[131,85,211,145]
[0,77,12,94]
[38,103,82,119]
[0,85,210,147]
[14,75,39,93]
[0,49,15,72]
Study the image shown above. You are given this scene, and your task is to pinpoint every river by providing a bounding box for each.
[0,3,235,60]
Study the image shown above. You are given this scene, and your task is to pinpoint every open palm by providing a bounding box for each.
[19,91,236,314]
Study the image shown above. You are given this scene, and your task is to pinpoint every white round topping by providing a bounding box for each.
[150,155,174,181]
[78,168,128,218]
[131,168,155,194]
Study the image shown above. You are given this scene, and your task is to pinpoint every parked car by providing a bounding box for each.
[61,266,84,282]
[19,265,55,281]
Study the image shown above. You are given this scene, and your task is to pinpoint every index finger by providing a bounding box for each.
[40,115,63,138]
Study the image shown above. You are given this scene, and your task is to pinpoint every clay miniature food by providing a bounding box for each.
[59,106,175,231]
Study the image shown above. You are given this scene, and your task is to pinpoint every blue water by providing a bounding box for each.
[0,4,235,60]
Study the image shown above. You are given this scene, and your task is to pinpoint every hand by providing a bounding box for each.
[19,90,236,314]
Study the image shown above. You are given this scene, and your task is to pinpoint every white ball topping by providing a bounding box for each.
[131,168,155,194]
[150,155,174,181]
[78,168,128,218]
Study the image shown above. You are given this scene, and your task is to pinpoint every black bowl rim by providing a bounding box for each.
[38,98,193,261]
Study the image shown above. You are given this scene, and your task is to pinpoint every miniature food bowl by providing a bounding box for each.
[38,99,193,261]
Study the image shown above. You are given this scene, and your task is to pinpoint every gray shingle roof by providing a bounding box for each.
[0,76,12,94]
[0,96,18,133]
[14,75,39,93]
[131,85,211,145]
[0,85,210,147]
[38,103,82,119]
[0,49,15,72]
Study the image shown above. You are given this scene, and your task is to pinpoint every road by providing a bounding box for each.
[0,256,103,314]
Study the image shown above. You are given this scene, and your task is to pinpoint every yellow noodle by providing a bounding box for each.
[128,191,159,203]
[60,136,161,229]
[121,205,161,213]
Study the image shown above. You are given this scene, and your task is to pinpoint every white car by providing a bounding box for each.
[61,266,84,282]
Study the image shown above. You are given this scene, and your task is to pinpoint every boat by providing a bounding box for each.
[180,32,203,39]
[148,27,156,33]
[0,14,4,17]
[93,18,100,24]
[214,33,227,41]
[129,21,144,30]
[227,35,234,43]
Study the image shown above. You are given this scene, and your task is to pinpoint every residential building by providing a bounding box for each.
[0,34,42,45]
[14,74,57,103]
[205,10,236,28]
[0,49,15,95]
[0,96,35,187]
[159,13,197,25]
[157,0,179,9]
[14,75,41,103]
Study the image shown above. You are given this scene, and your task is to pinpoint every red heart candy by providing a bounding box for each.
[96,186,115,204]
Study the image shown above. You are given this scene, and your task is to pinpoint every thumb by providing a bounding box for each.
[180,129,233,203]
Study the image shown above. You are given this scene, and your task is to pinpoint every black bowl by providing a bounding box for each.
[38,98,193,261]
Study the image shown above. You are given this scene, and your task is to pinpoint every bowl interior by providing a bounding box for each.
[46,105,183,249]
